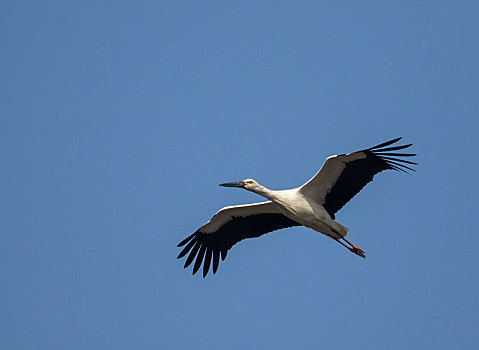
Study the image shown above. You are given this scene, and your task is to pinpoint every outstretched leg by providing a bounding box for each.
[342,237,365,257]
[334,237,366,258]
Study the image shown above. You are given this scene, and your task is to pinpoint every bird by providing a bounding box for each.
[177,137,416,277]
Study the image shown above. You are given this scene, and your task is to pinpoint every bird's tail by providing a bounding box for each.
[333,221,349,238]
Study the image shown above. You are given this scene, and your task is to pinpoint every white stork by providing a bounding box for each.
[177,137,416,277]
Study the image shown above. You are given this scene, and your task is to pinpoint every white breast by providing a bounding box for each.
[272,189,339,237]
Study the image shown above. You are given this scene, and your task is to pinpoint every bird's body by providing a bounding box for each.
[177,137,416,277]
[252,188,347,239]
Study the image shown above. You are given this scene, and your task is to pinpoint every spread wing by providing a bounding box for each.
[299,137,416,219]
[177,201,301,277]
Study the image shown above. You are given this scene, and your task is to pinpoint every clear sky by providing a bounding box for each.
[1,1,478,349]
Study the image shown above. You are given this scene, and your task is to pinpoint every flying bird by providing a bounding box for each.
[177,137,416,277]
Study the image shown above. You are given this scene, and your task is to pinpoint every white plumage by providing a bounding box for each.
[177,137,416,277]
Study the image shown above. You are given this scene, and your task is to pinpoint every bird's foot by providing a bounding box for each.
[349,245,366,258]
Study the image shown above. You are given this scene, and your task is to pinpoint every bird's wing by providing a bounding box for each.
[299,137,416,219]
[177,201,301,277]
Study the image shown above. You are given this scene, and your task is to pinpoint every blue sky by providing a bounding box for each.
[1,1,478,349]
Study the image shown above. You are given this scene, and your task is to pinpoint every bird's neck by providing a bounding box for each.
[251,185,278,201]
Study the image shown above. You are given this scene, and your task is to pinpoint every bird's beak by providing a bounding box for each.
[218,181,245,188]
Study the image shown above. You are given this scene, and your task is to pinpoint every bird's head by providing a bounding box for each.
[219,178,261,192]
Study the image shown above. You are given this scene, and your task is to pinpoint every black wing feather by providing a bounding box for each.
[177,213,300,277]
[323,138,417,219]
[184,240,201,268]
[212,246,220,274]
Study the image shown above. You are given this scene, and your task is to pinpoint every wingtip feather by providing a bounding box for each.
[177,236,198,259]
[380,156,418,165]
[184,241,201,268]
[177,232,195,247]
[212,248,220,274]
[203,246,212,278]
[368,137,402,150]
[373,144,412,152]
[192,244,207,275]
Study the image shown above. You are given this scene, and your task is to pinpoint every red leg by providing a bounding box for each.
[335,237,366,258]
[342,237,365,256]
